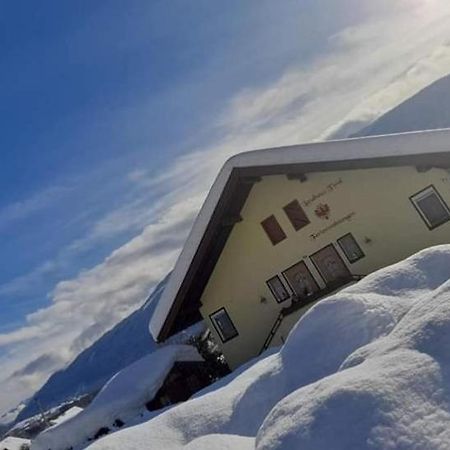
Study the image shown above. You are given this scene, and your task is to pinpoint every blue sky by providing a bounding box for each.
[1,0,450,415]
[0,1,267,326]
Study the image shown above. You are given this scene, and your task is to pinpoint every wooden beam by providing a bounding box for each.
[221,214,243,227]
[287,173,307,182]
[416,165,432,173]
[240,176,262,184]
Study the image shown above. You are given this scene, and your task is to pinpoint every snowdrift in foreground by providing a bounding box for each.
[32,346,202,450]
[81,245,450,450]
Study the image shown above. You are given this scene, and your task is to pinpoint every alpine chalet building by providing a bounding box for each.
[150,129,450,369]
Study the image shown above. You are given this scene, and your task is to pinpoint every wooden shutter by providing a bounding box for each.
[261,215,286,245]
[283,200,310,231]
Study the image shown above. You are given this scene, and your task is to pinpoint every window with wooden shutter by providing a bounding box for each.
[283,200,310,231]
[261,215,286,245]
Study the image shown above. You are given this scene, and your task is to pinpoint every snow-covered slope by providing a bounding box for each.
[354,74,450,137]
[16,277,169,424]
[82,245,450,449]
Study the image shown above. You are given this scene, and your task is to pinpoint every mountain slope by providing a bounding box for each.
[16,276,169,423]
[354,74,450,137]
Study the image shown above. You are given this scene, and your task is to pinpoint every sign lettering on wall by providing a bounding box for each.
[302,178,343,208]
[310,212,356,240]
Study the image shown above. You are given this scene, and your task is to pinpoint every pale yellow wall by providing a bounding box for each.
[200,166,450,369]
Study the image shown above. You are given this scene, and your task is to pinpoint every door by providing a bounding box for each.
[310,244,351,286]
[283,260,320,300]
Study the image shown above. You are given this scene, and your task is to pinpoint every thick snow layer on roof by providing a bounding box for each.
[31,345,202,450]
[149,128,450,341]
[89,245,450,449]
[0,437,30,450]
[48,407,83,429]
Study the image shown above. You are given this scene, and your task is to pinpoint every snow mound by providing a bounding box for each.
[68,245,450,449]
[32,345,202,450]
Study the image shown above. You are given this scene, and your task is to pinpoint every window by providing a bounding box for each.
[410,186,450,230]
[261,215,286,245]
[210,308,238,343]
[282,260,320,299]
[337,233,365,263]
[310,244,351,285]
[267,275,291,303]
[283,199,310,231]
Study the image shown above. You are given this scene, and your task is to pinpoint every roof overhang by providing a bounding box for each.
[150,129,450,341]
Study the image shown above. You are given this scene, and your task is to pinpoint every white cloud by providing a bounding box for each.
[2,0,450,414]
[0,185,71,231]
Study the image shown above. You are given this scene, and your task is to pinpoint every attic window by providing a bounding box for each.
[210,308,238,343]
[410,185,450,230]
[283,199,310,231]
[261,215,286,245]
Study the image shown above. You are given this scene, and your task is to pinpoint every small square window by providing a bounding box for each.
[210,308,238,343]
[410,186,450,230]
[261,215,287,245]
[337,233,365,263]
[283,200,310,231]
[266,275,291,303]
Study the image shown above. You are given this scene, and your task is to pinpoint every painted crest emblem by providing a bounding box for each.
[315,203,331,220]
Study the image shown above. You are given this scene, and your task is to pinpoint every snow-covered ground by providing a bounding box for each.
[66,244,450,450]
[32,346,202,450]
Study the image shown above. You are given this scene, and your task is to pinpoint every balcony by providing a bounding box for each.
[260,275,365,354]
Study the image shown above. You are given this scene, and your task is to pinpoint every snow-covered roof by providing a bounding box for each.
[48,406,83,429]
[150,129,450,341]
[0,437,30,450]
